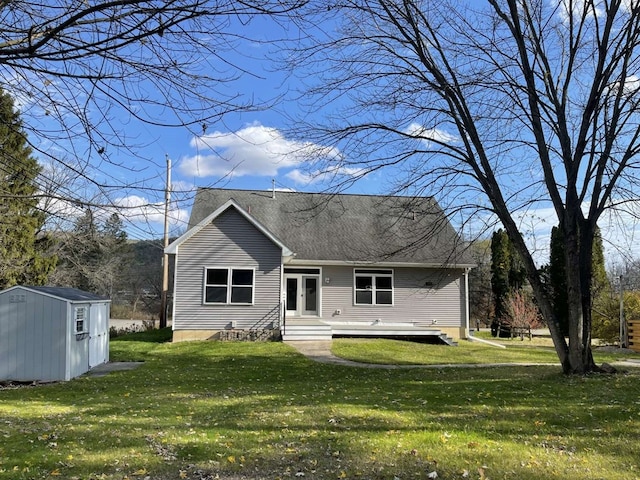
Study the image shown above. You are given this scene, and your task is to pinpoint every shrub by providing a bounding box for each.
[592,290,640,345]
[500,290,542,339]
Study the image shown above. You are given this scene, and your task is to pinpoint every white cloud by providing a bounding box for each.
[114,195,189,228]
[41,197,85,226]
[404,122,458,145]
[557,0,603,23]
[179,122,341,179]
[286,166,365,185]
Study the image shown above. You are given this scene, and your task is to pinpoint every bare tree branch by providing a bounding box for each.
[287,0,640,373]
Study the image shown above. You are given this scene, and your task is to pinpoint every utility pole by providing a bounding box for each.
[620,273,628,348]
[160,155,171,329]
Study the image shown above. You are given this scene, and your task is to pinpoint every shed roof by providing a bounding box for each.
[186,188,474,267]
[14,286,110,302]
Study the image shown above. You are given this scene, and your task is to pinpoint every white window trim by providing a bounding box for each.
[353,268,394,306]
[74,306,88,333]
[203,266,255,305]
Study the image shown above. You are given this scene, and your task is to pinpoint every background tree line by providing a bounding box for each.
[1,87,168,319]
[469,225,637,345]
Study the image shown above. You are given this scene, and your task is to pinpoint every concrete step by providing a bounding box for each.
[283,333,333,341]
[282,319,333,341]
[439,333,458,346]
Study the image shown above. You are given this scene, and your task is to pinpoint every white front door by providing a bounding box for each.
[285,274,319,317]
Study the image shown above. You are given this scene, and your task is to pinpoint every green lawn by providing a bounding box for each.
[330,337,638,365]
[1,331,639,480]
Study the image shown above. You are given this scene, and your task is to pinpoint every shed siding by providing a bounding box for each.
[173,208,282,331]
[0,289,67,382]
[319,266,464,327]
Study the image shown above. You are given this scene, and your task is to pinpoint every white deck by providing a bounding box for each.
[282,319,456,344]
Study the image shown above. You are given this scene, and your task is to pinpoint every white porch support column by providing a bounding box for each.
[464,267,470,339]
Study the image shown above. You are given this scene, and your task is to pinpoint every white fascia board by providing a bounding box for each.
[165,199,294,257]
[0,285,69,303]
[284,258,476,269]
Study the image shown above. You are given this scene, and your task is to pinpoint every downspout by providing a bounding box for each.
[280,262,285,337]
[464,268,470,339]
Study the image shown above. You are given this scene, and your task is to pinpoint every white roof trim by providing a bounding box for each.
[165,199,294,257]
[0,285,110,303]
[285,258,476,269]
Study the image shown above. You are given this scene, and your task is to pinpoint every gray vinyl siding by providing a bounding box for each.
[0,289,67,382]
[319,266,465,327]
[173,208,282,330]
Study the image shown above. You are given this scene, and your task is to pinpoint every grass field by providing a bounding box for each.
[1,330,639,480]
[330,335,634,366]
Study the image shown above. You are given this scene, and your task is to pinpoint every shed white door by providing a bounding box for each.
[89,304,108,367]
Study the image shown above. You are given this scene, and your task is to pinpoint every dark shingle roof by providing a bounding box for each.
[189,188,474,266]
[25,286,110,302]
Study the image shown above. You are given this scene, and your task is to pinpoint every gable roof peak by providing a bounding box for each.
[188,188,474,266]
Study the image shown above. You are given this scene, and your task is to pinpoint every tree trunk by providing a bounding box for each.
[561,217,598,374]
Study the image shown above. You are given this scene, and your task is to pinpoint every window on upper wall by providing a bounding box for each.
[354,269,394,305]
[74,306,88,333]
[204,267,254,304]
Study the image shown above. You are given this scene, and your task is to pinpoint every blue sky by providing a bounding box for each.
[17,3,640,267]
[14,13,341,241]
[34,13,387,243]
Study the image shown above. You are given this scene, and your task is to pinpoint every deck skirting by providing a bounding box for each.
[282,319,459,344]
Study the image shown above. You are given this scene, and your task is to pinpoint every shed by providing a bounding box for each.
[0,286,110,382]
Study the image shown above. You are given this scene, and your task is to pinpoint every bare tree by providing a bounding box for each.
[288,0,640,373]
[0,0,302,216]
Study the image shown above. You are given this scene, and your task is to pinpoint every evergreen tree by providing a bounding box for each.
[591,227,608,296]
[468,239,494,328]
[0,89,56,289]
[491,229,527,336]
[491,229,511,327]
[51,210,129,295]
[97,213,130,296]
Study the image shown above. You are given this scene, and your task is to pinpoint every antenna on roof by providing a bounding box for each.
[272,179,276,199]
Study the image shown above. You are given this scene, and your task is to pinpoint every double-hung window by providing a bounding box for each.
[204,267,254,304]
[354,269,393,305]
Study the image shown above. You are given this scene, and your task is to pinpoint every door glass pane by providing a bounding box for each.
[284,268,321,274]
[305,277,317,311]
[286,278,298,311]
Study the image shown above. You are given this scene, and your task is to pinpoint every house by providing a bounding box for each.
[165,188,475,342]
[0,286,110,382]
